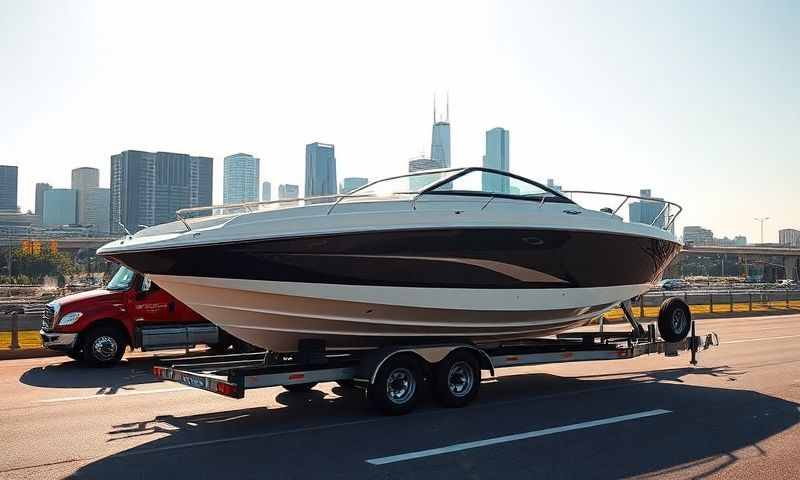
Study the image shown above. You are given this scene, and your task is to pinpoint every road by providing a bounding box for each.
[1,315,798,479]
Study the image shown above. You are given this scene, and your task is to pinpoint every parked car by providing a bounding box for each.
[658,278,688,290]
[40,265,256,366]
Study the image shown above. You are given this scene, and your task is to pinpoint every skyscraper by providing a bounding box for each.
[71,167,100,225]
[43,189,78,225]
[278,184,299,200]
[111,150,212,234]
[262,181,271,202]
[86,188,111,233]
[340,177,368,194]
[305,142,337,198]
[35,182,52,218]
[482,127,510,193]
[223,153,260,204]
[779,229,800,247]
[408,155,439,191]
[629,189,667,228]
[431,97,451,169]
[0,165,18,212]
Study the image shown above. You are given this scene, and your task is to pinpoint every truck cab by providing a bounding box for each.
[40,266,243,366]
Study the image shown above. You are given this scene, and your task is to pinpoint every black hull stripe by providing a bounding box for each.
[106,228,680,289]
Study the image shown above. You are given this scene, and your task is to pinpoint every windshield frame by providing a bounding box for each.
[106,265,136,291]
[418,167,574,203]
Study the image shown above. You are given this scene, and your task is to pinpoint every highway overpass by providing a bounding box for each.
[681,245,800,280]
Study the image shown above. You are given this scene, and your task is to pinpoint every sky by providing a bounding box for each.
[0,0,797,242]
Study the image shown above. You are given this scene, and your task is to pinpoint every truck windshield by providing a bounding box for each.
[106,266,135,291]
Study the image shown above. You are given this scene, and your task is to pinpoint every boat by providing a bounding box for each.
[97,167,683,352]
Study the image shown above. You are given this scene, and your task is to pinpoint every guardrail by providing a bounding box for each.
[637,289,800,318]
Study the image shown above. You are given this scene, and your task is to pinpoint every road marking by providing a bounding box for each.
[35,387,192,403]
[724,334,800,344]
[366,409,672,465]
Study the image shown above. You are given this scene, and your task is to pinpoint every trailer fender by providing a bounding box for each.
[361,345,495,385]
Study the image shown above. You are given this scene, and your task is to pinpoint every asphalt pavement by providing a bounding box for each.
[1,315,798,479]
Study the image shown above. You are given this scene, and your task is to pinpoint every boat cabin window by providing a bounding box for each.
[429,170,561,200]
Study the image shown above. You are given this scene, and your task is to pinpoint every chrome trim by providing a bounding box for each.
[561,190,683,231]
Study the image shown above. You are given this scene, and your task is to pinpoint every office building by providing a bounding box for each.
[86,188,110,233]
[71,167,100,225]
[35,183,52,218]
[430,99,451,169]
[305,142,337,198]
[43,189,77,225]
[629,189,667,228]
[0,165,18,212]
[262,181,271,202]
[779,229,800,247]
[408,155,439,191]
[340,177,368,194]
[223,153,260,204]
[278,184,299,200]
[110,150,212,234]
[482,127,510,193]
[683,226,714,245]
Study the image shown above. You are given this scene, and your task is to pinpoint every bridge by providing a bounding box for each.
[681,245,800,281]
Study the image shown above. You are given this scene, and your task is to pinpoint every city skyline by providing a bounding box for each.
[1,2,798,242]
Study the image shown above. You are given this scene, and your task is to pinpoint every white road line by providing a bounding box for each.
[724,334,800,344]
[36,387,192,403]
[366,409,672,465]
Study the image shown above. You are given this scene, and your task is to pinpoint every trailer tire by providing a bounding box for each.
[432,350,481,408]
[82,326,126,367]
[282,382,317,393]
[658,298,692,342]
[368,354,421,415]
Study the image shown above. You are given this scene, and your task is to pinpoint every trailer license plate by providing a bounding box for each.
[175,372,206,389]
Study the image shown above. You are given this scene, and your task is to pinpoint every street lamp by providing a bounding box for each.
[754,217,770,244]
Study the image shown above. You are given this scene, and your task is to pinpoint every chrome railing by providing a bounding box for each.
[561,190,683,231]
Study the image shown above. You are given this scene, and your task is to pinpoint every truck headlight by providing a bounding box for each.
[58,312,83,326]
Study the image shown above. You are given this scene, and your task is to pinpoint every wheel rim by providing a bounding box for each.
[385,367,416,405]
[92,336,118,362]
[448,361,475,398]
[671,308,687,334]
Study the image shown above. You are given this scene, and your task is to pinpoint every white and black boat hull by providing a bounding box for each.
[148,275,651,351]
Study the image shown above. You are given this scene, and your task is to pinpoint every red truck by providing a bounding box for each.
[40,266,247,366]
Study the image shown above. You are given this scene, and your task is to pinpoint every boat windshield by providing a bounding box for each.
[106,266,135,291]
[428,169,561,199]
[348,169,463,197]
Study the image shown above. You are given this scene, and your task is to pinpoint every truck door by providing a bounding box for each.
[131,276,179,325]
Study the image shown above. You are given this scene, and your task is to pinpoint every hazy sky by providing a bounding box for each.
[1,0,797,242]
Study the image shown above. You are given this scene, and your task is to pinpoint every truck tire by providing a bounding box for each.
[658,297,692,343]
[432,350,481,408]
[367,354,421,415]
[82,326,126,367]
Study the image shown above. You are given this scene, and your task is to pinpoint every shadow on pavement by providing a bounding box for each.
[69,366,799,479]
[19,356,166,394]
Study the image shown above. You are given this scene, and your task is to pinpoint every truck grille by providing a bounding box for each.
[42,305,55,330]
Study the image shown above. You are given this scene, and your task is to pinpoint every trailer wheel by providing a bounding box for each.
[658,298,692,342]
[82,326,126,367]
[432,350,481,408]
[282,382,317,393]
[368,355,421,415]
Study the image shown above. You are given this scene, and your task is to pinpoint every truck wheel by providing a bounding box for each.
[82,326,126,367]
[658,298,692,343]
[432,350,481,408]
[367,354,421,415]
[282,382,317,393]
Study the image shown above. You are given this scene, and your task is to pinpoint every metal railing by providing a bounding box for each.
[634,288,800,318]
[561,190,683,231]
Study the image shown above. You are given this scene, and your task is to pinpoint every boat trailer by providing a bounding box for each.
[153,298,719,415]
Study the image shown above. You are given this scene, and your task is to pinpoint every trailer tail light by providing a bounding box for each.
[288,373,305,381]
[216,382,238,397]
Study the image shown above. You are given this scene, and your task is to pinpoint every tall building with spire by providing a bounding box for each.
[430,95,451,169]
